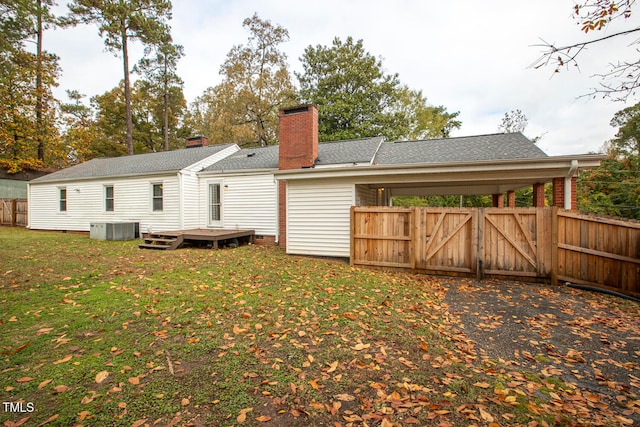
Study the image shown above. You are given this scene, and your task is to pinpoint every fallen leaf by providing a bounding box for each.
[479,407,494,423]
[255,415,272,422]
[381,418,394,427]
[237,407,253,423]
[77,411,91,421]
[38,379,52,389]
[614,416,634,425]
[95,370,109,384]
[36,414,58,426]
[16,377,34,383]
[309,379,319,390]
[335,393,356,402]
[128,376,140,385]
[474,382,491,389]
[420,341,429,352]
[181,398,189,406]
[351,343,370,351]
[131,419,147,427]
[4,417,30,427]
[53,385,68,393]
[327,361,339,373]
[53,354,72,365]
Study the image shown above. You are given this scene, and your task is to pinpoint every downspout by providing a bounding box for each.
[27,183,31,229]
[178,171,184,229]
[274,176,279,244]
[564,160,579,209]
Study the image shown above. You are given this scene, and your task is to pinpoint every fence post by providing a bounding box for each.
[11,199,17,226]
[410,207,417,271]
[350,206,355,267]
[551,206,559,285]
[477,208,485,280]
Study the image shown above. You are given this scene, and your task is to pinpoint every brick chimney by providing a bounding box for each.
[278,105,318,170]
[186,136,209,148]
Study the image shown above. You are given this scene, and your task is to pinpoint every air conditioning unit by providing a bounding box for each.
[90,222,138,241]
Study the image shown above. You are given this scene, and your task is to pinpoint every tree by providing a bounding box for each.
[578,102,640,219]
[60,89,98,163]
[89,79,189,157]
[1,0,61,166]
[498,109,529,134]
[297,37,460,142]
[135,39,184,150]
[66,0,173,155]
[0,49,59,172]
[190,14,296,147]
[0,0,34,54]
[531,0,640,101]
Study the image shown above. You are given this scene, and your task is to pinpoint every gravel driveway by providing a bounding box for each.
[442,278,640,424]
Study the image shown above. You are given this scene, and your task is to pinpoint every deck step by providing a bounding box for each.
[138,243,172,250]
[139,233,184,250]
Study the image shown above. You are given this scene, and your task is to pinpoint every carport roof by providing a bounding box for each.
[375,133,547,165]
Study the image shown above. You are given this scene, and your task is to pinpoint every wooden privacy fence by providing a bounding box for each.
[351,206,640,298]
[0,199,28,227]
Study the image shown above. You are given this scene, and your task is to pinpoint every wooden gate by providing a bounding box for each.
[351,206,639,298]
[0,199,28,227]
[414,208,477,274]
[352,207,550,279]
[481,209,551,278]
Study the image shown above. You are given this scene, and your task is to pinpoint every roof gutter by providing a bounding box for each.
[273,154,605,181]
[29,170,178,185]
[564,159,579,209]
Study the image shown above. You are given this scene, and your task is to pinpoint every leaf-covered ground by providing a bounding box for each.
[0,228,638,426]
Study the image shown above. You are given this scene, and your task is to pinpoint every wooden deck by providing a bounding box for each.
[139,228,255,250]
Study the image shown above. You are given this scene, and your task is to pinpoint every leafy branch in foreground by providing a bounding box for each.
[530,0,640,101]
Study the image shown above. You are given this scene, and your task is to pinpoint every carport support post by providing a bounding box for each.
[507,191,515,208]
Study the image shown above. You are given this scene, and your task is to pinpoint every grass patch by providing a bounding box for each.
[0,228,630,426]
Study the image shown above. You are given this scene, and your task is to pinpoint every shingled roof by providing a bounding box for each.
[205,145,279,172]
[32,145,235,183]
[203,137,384,172]
[316,137,383,166]
[374,133,547,165]
[32,132,546,182]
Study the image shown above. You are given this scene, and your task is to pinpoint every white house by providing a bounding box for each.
[28,141,238,233]
[28,105,603,257]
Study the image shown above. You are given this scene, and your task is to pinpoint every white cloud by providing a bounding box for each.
[46,0,640,155]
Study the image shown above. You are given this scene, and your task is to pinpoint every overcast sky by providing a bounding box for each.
[47,0,640,156]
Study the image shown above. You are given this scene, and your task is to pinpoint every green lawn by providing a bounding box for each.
[0,228,633,426]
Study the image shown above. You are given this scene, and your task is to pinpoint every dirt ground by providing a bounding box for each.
[442,278,640,424]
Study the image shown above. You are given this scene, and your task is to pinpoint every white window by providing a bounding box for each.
[152,183,163,212]
[59,187,67,212]
[105,185,114,212]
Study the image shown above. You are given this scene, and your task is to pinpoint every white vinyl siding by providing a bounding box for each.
[197,173,277,236]
[29,174,180,233]
[180,145,240,230]
[286,181,355,257]
[180,172,199,230]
